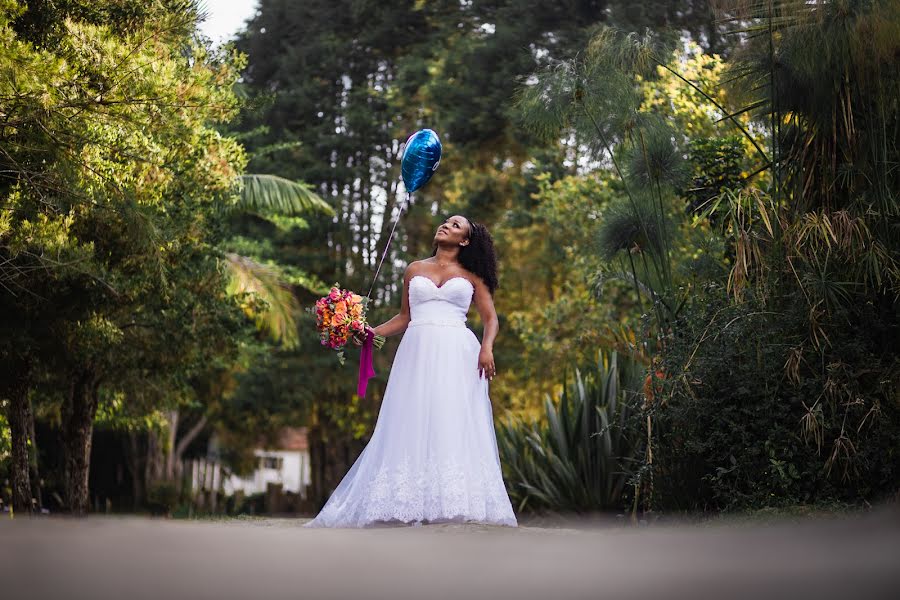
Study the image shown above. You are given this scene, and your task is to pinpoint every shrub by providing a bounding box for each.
[498,350,644,514]
[146,481,180,516]
[652,285,900,511]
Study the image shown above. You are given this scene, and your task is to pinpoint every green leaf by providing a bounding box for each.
[223,253,300,348]
[237,174,334,217]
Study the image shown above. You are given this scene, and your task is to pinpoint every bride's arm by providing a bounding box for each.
[370,266,415,338]
[472,278,498,379]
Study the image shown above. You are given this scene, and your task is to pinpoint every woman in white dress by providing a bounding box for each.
[304,215,518,528]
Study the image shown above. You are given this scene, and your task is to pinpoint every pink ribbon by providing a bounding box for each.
[357,329,376,398]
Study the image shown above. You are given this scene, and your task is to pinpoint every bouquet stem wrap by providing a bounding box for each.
[357,329,376,398]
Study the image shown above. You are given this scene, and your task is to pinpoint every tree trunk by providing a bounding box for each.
[62,370,100,515]
[27,393,43,511]
[165,410,179,480]
[6,380,32,515]
[126,431,145,510]
[144,429,165,486]
[171,414,207,478]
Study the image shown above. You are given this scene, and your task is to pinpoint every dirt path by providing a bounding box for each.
[1,510,897,599]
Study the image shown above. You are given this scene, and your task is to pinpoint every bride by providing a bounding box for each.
[304,215,518,528]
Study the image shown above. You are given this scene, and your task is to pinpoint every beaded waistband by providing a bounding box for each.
[407,319,466,328]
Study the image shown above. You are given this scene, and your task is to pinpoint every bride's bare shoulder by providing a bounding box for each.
[459,267,485,288]
[404,259,430,277]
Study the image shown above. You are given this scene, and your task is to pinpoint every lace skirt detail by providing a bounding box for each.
[305,455,517,528]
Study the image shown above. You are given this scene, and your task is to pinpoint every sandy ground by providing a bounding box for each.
[1,509,898,600]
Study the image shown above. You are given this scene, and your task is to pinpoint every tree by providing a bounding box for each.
[0,0,248,513]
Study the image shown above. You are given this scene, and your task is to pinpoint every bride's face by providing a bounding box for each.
[434,215,471,248]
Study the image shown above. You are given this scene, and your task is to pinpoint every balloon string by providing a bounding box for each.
[366,192,410,301]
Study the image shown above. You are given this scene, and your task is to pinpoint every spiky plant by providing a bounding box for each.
[497,350,643,514]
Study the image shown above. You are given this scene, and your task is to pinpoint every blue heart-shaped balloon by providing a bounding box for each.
[401,129,442,193]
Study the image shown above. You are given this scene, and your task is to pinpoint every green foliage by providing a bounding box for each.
[146,480,180,516]
[653,286,900,511]
[686,136,746,213]
[0,409,10,473]
[93,392,169,433]
[498,350,644,513]
[597,193,670,263]
[516,28,661,150]
[217,172,333,350]
[518,27,730,335]
[236,174,333,218]
[0,0,255,510]
[516,3,900,517]
[492,171,641,412]
[499,39,746,413]
[722,0,900,212]
[639,41,763,155]
[224,253,301,349]
[625,121,688,189]
[683,1,900,507]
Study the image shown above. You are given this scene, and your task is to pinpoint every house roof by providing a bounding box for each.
[274,426,308,451]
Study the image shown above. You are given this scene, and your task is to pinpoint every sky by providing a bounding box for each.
[197,0,260,45]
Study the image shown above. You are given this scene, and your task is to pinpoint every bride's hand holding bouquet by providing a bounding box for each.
[351,324,378,346]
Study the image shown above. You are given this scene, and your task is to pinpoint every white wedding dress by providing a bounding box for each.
[304,275,518,528]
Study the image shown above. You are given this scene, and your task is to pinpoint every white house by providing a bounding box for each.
[221,427,311,498]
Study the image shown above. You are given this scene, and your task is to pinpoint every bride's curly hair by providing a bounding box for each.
[433,217,499,294]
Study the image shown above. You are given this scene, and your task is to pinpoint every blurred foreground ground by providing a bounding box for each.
[1,508,898,600]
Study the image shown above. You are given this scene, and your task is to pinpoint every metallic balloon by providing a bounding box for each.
[401,129,442,193]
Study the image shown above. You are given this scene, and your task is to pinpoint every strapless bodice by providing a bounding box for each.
[407,275,473,327]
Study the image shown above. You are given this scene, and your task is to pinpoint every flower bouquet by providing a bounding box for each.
[311,284,385,365]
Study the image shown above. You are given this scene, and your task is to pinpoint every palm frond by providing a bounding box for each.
[237,174,334,217]
[223,252,299,348]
